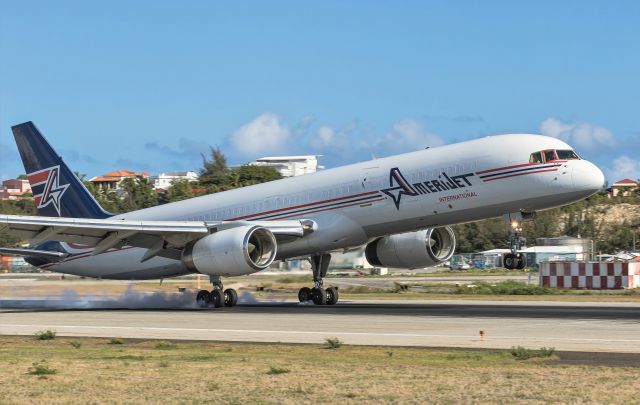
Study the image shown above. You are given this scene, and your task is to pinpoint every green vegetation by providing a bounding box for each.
[510,346,556,360]
[69,340,82,349]
[324,337,343,349]
[27,361,57,376]
[108,337,124,345]
[266,366,290,375]
[2,336,639,403]
[454,281,551,295]
[33,329,56,340]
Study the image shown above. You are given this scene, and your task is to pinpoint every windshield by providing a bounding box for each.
[556,149,581,160]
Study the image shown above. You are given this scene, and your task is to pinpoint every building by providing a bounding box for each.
[89,170,149,191]
[250,155,323,177]
[150,171,198,190]
[610,178,638,197]
[479,236,593,268]
[0,178,31,200]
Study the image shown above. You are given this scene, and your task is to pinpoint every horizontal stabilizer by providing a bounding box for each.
[0,247,68,261]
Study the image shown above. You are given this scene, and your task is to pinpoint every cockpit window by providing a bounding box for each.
[556,149,581,160]
[529,152,543,164]
[544,150,558,162]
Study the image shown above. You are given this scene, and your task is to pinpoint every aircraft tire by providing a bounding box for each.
[325,287,339,305]
[210,289,224,308]
[298,287,312,302]
[504,254,514,270]
[224,288,238,307]
[516,254,527,270]
[196,290,211,308]
[311,287,326,305]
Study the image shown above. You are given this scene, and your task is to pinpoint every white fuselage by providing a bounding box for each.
[43,134,604,279]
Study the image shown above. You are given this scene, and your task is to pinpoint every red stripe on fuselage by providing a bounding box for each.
[275,198,386,220]
[228,191,380,220]
[482,168,559,182]
[477,160,567,175]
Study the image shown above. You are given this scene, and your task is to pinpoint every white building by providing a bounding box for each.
[250,156,323,177]
[151,171,198,190]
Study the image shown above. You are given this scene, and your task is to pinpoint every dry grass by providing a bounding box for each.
[0,336,639,404]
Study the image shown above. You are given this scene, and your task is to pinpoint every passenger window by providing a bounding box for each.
[544,150,558,162]
[556,150,580,160]
[529,152,543,164]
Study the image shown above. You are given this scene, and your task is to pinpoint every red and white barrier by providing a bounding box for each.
[539,262,640,289]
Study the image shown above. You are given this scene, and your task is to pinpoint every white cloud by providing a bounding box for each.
[540,117,615,150]
[605,156,640,182]
[379,118,443,151]
[229,113,290,157]
[314,126,335,147]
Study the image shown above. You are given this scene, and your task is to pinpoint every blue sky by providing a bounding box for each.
[1,1,639,182]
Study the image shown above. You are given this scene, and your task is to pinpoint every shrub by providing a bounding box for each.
[324,337,343,349]
[108,337,124,345]
[511,346,555,360]
[267,366,290,375]
[28,361,57,376]
[34,330,56,340]
[69,341,82,349]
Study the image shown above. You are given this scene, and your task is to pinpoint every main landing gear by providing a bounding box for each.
[298,253,339,305]
[503,214,527,270]
[196,275,238,308]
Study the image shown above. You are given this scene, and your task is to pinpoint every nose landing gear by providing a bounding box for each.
[298,254,339,305]
[196,275,238,308]
[503,213,528,270]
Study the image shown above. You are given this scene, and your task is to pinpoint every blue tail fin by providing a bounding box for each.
[12,121,112,219]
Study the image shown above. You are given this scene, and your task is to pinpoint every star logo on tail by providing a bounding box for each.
[36,166,69,216]
[381,167,418,209]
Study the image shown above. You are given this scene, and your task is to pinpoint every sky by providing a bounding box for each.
[1,1,639,182]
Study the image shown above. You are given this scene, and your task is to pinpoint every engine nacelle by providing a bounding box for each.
[182,225,277,276]
[365,227,456,269]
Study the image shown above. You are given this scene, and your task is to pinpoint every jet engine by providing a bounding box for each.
[182,225,277,277]
[365,227,456,269]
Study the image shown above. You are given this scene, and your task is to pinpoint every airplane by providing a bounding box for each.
[0,122,605,307]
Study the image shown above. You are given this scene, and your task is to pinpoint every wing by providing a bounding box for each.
[0,214,315,262]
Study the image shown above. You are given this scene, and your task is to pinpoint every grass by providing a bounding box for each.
[454,281,552,295]
[108,337,124,345]
[511,346,556,360]
[324,337,343,349]
[27,361,57,376]
[155,341,177,350]
[33,330,56,340]
[0,336,639,403]
[267,366,290,375]
[69,340,82,349]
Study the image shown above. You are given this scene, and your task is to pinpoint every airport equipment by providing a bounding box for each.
[540,262,640,289]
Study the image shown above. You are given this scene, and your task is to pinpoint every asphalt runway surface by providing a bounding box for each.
[2,298,640,353]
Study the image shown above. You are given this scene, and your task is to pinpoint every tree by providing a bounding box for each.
[199,146,229,188]
[163,179,194,203]
[118,176,158,211]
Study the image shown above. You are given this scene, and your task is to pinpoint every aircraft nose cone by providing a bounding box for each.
[572,160,605,193]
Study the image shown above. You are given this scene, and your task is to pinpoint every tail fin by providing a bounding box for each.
[12,121,112,219]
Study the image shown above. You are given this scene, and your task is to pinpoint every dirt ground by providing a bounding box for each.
[0,336,638,404]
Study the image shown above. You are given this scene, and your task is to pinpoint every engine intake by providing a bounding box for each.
[182,225,277,276]
[365,227,456,269]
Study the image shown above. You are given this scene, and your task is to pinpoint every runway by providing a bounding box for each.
[2,299,640,353]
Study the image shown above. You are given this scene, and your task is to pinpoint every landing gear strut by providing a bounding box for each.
[503,214,527,270]
[298,254,339,305]
[196,275,238,308]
